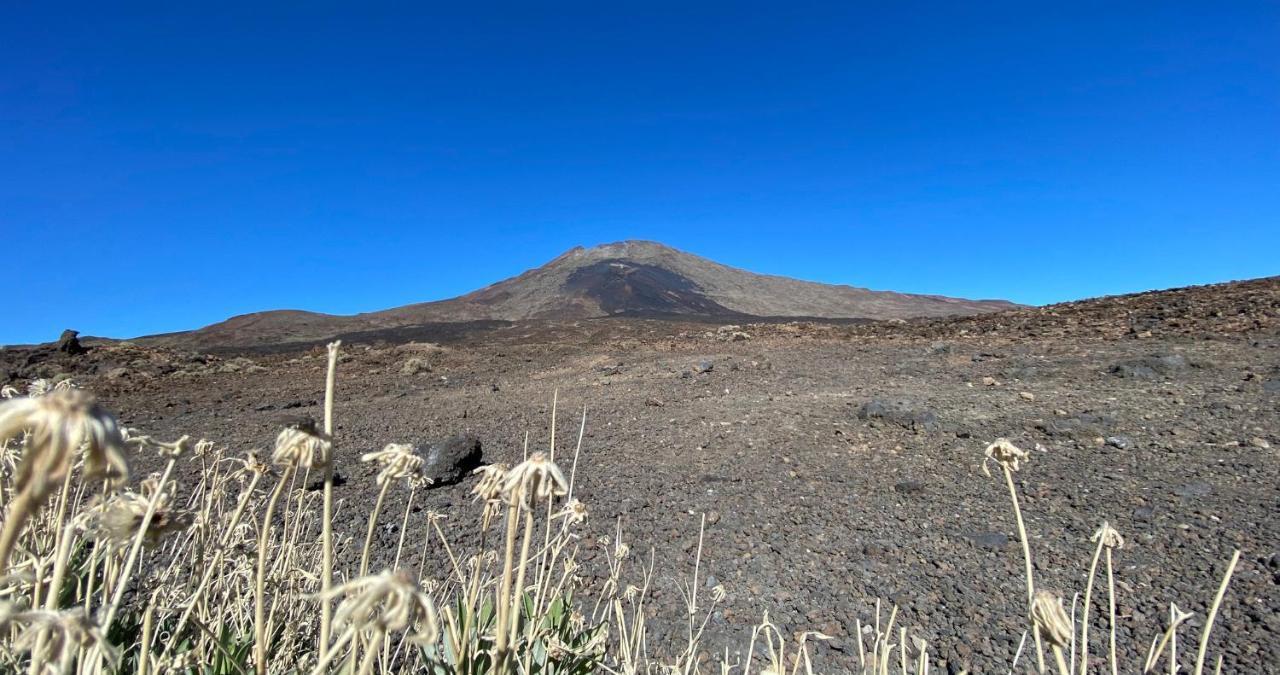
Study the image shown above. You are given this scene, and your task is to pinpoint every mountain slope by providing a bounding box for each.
[145,241,1017,348]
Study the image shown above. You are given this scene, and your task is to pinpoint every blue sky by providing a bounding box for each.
[3,2,1277,344]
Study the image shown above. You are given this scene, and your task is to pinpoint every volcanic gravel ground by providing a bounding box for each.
[6,278,1279,672]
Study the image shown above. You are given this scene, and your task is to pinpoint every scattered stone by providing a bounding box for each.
[422,435,483,487]
[855,398,940,432]
[104,366,130,380]
[1019,391,1035,401]
[893,480,926,495]
[981,376,998,387]
[1108,354,1192,380]
[964,531,1009,550]
[1105,435,1133,449]
[1250,437,1272,449]
[1174,481,1212,498]
[1036,412,1116,441]
[695,360,714,374]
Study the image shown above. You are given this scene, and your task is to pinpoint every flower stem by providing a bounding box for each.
[1002,464,1046,674]
[319,340,340,660]
[1193,550,1240,675]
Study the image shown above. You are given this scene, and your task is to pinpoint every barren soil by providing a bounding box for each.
[6,277,1279,672]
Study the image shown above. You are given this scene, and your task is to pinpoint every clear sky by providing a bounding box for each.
[3,2,1277,344]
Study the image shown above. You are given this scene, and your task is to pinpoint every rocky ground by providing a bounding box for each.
[5,276,1279,672]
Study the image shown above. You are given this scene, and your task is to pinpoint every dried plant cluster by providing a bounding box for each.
[0,362,1246,674]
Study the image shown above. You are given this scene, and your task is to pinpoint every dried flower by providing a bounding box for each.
[556,498,589,525]
[360,443,425,486]
[471,463,507,502]
[1092,521,1124,550]
[272,419,332,470]
[79,487,192,548]
[26,379,53,397]
[711,584,727,603]
[123,430,197,457]
[0,388,129,500]
[0,385,19,399]
[2,606,115,666]
[315,570,438,643]
[501,452,569,507]
[1030,590,1073,648]
[982,438,1030,476]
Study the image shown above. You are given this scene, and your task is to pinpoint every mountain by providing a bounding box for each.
[143,241,1017,348]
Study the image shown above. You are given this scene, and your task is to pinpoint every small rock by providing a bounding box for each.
[856,398,940,432]
[1105,435,1133,449]
[695,360,714,374]
[893,480,926,495]
[421,435,483,486]
[981,376,998,387]
[1019,391,1035,401]
[964,531,1009,550]
[1108,354,1192,380]
[1249,437,1271,449]
[1174,482,1212,498]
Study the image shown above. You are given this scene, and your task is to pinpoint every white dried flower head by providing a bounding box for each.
[3,606,115,666]
[613,541,630,561]
[0,385,19,399]
[0,388,129,500]
[360,443,425,486]
[316,570,438,643]
[623,584,641,602]
[557,498,589,525]
[471,463,507,502]
[711,584,727,603]
[237,451,270,477]
[79,489,192,548]
[982,438,1030,476]
[501,452,569,508]
[26,379,53,397]
[272,419,332,470]
[192,438,216,457]
[1092,521,1125,550]
[1030,590,1073,648]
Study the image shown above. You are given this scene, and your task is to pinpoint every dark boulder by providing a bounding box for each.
[422,435,483,486]
[57,329,87,355]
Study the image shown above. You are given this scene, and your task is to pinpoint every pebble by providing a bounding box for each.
[1106,435,1133,449]
[1019,391,1035,401]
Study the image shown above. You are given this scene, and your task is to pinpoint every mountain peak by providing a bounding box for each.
[150,240,1018,348]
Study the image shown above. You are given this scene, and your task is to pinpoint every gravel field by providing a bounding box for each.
[6,277,1278,672]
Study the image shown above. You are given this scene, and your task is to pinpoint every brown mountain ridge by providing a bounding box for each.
[142,240,1017,349]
